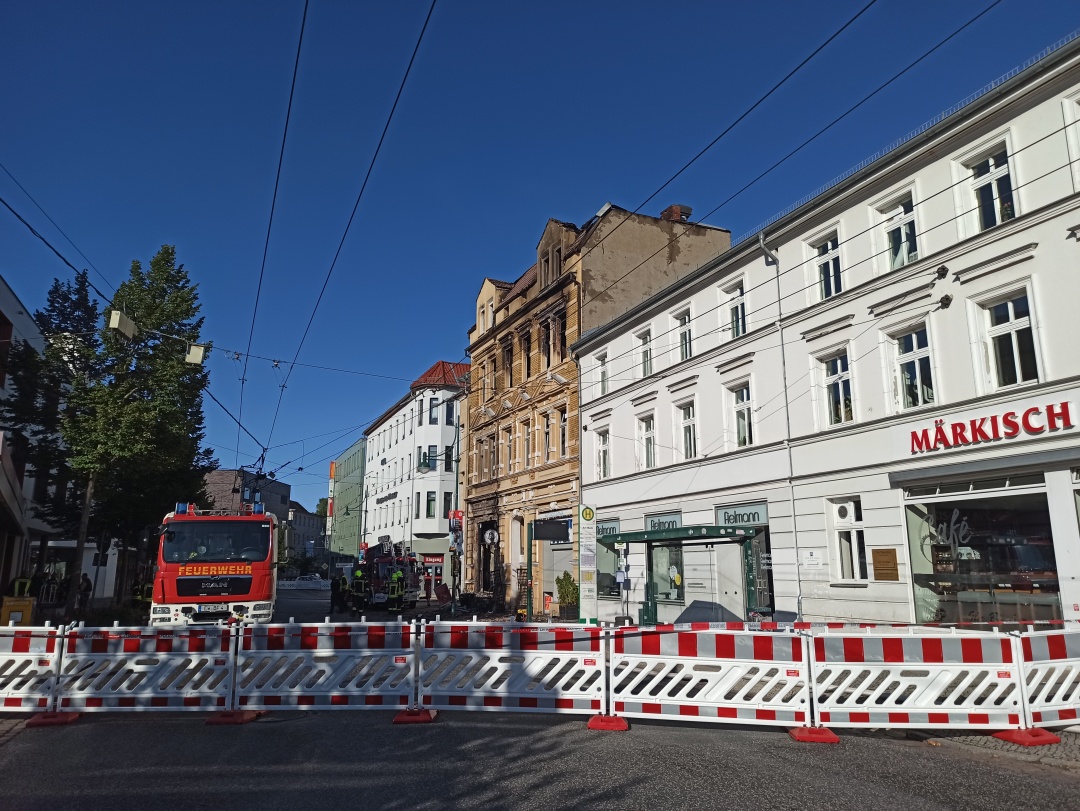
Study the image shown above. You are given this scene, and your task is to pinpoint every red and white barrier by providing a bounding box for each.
[1018,629,1080,728]
[419,623,605,714]
[0,626,61,711]
[55,626,234,711]
[610,624,810,727]
[234,622,414,711]
[809,628,1024,730]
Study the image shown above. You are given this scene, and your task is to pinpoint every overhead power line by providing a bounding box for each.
[265,0,438,447]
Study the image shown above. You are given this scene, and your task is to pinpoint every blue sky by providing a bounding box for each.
[1,0,1077,508]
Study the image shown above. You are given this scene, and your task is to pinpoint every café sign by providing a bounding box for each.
[909,400,1073,455]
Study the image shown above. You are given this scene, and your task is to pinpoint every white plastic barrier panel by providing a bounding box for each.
[810,629,1024,730]
[1018,629,1080,727]
[420,623,604,714]
[0,626,61,711]
[610,624,810,726]
[56,626,234,711]
[235,623,413,710]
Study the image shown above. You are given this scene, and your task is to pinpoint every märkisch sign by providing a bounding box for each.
[908,400,1074,455]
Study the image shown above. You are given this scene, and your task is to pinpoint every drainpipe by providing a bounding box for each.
[760,233,804,622]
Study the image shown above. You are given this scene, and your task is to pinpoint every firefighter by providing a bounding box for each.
[389,566,404,611]
[351,568,367,615]
[329,575,342,613]
[339,574,351,613]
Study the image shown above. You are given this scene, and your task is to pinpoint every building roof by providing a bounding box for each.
[484,277,514,289]
[411,360,471,391]
[503,264,537,305]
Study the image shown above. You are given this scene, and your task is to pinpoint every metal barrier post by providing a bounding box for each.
[991,631,1061,746]
[207,624,265,725]
[394,619,437,724]
[789,631,839,743]
[587,628,628,730]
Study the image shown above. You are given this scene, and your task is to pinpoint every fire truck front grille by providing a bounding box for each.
[175,576,253,597]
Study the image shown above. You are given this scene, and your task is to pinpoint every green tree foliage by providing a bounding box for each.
[316,497,328,517]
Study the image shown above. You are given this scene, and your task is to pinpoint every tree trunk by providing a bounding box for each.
[34,531,50,575]
[64,471,95,618]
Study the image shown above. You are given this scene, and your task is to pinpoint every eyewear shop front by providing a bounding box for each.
[895,397,1080,624]
[598,505,774,625]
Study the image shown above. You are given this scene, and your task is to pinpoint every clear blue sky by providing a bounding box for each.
[1,0,1077,508]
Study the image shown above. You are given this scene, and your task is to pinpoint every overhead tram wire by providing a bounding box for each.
[0,161,116,294]
[580,0,1007,310]
[265,0,439,448]
[234,0,310,468]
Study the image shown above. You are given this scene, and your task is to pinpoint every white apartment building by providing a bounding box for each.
[576,34,1080,626]
[361,361,468,595]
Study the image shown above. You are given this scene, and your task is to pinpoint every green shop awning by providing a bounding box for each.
[604,524,759,544]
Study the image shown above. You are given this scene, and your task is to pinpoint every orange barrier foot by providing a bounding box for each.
[393,709,438,724]
[588,714,629,731]
[25,712,80,728]
[789,726,840,743]
[992,728,1061,746]
[206,711,267,726]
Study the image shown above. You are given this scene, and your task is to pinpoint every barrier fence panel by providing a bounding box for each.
[1018,629,1080,728]
[809,629,1024,730]
[610,624,810,727]
[55,626,234,712]
[0,625,61,711]
[234,623,414,710]
[419,623,605,714]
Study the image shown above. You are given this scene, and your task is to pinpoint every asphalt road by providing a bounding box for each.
[1,711,1077,810]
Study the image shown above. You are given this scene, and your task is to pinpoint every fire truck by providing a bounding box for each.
[360,542,422,610]
[149,502,277,626]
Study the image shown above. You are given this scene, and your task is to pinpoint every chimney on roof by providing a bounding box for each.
[660,204,692,222]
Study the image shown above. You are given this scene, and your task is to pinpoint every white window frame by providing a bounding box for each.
[675,399,697,462]
[888,322,936,412]
[952,132,1018,240]
[638,413,656,471]
[596,429,611,481]
[810,230,843,302]
[730,380,754,449]
[721,278,746,339]
[982,288,1040,391]
[636,328,653,378]
[596,353,609,397]
[673,308,692,362]
[522,419,532,469]
[828,496,868,582]
[820,348,854,427]
[875,190,919,273]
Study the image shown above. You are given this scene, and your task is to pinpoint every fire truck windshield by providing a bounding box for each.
[162,520,272,563]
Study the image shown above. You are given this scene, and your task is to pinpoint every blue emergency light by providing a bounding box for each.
[252,503,266,515]
[175,503,188,514]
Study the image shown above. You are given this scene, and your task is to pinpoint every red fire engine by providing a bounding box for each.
[150,502,277,626]
[358,542,422,610]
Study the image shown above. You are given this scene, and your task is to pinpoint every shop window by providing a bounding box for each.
[597,541,621,599]
[650,545,684,603]
[985,292,1038,389]
[906,492,1059,624]
[895,326,934,409]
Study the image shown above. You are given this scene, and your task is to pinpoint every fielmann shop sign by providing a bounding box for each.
[909,400,1074,455]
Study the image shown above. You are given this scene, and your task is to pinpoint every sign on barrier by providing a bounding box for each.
[810,629,1024,729]
[610,624,810,726]
[420,623,604,713]
[56,626,233,711]
[0,625,61,711]
[1018,629,1080,727]
[234,623,413,710]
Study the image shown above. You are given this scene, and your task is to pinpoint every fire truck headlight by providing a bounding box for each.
[152,607,171,615]
[253,603,272,612]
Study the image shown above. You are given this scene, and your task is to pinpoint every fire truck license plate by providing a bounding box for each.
[199,603,228,613]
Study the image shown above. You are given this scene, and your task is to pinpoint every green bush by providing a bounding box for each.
[555,571,578,606]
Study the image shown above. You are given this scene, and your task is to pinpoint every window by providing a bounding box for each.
[986,293,1038,388]
[896,326,934,409]
[443,492,452,521]
[445,399,454,425]
[503,426,513,473]
[833,498,867,581]
[638,330,652,377]
[678,402,697,460]
[597,354,608,396]
[541,323,552,369]
[596,431,610,480]
[733,383,753,447]
[639,415,656,470]
[429,398,439,425]
[522,332,532,378]
[480,439,490,480]
[726,282,746,338]
[414,492,420,519]
[444,445,453,472]
[970,147,1015,231]
[554,314,566,364]
[823,352,853,425]
[523,421,531,468]
[426,492,436,519]
[427,444,438,470]
[814,233,842,300]
[543,414,551,462]
[650,545,684,603]
[882,196,919,270]
[675,310,692,361]
[503,343,513,389]
[558,409,568,458]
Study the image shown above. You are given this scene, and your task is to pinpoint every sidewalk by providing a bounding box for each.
[914,728,1080,772]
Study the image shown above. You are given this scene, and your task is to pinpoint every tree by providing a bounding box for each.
[316,497,328,517]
